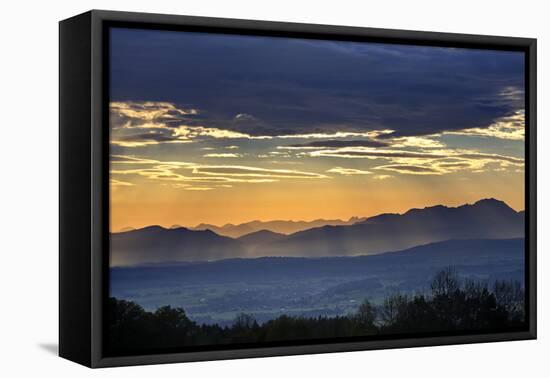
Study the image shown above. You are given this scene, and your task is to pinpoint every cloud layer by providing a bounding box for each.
[108,30,525,193]
[110,155,329,191]
[110,29,525,138]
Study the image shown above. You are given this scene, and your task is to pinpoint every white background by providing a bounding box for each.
[0,0,547,376]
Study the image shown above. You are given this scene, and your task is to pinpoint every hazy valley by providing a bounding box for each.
[110,199,525,326]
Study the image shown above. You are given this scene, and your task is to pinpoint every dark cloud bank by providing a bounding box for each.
[110,28,525,138]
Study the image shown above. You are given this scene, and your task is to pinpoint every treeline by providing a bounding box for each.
[107,268,525,355]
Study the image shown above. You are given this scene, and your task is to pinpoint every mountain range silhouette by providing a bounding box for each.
[110,198,524,266]
[190,217,365,238]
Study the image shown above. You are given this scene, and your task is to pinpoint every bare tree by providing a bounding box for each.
[430,267,460,297]
[494,280,524,321]
[355,299,377,328]
[380,292,408,325]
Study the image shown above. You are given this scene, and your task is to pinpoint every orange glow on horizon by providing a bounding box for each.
[109,171,525,232]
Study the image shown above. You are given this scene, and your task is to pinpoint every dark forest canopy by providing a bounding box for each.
[107,268,525,355]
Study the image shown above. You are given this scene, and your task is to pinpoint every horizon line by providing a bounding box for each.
[113,197,525,233]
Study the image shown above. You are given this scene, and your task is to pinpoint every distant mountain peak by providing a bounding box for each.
[112,225,167,235]
[200,228,221,236]
[237,229,286,246]
[136,225,195,233]
[139,225,165,232]
[240,229,284,238]
[471,198,510,207]
[191,218,357,238]
[250,229,278,235]
[401,198,514,217]
[404,204,448,215]
[347,216,366,223]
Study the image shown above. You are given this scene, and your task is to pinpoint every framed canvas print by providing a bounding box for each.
[59,10,537,368]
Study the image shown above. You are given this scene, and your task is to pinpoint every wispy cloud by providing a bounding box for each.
[327,167,372,176]
[110,154,328,190]
[110,178,134,187]
[234,113,256,121]
[304,148,448,160]
[387,136,446,149]
[193,166,327,179]
[173,125,268,140]
[275,130,394,140]
[110,101,198,121]
[301,146,523,175]
[111,130,192,147]
[204,153,242,158]
[286,139,388,149]
[375,164,443,175]
[445,111,525,141]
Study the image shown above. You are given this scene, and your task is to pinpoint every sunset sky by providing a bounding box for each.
[109,27,525,231]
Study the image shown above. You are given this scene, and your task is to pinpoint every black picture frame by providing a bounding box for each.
[59,9,537,368]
